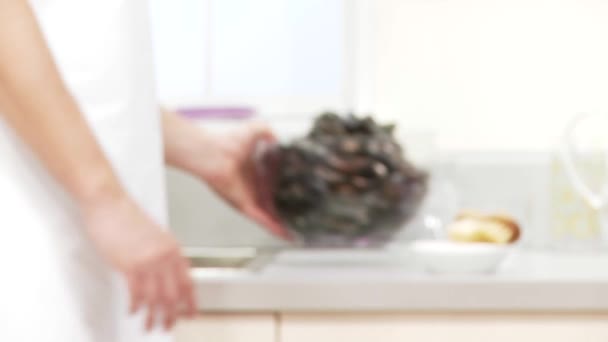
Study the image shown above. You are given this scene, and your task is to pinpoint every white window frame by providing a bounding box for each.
[162,0,376,118]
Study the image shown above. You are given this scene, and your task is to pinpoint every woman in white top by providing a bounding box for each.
[0,1,286,341]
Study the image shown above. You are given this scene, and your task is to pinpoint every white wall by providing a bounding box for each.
[373,0,608,151]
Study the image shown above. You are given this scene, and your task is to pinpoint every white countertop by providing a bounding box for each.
[191,248,608,312]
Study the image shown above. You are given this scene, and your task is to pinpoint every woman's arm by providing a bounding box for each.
[0,0,194,330]
[0,0,120,204]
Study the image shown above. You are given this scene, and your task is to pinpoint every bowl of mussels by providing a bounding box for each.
[255,112,430,248]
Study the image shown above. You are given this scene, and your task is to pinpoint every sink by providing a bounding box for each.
[183,247,412,274]
[183,247,276,272]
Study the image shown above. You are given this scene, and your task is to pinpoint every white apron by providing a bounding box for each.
[0,0,171,341]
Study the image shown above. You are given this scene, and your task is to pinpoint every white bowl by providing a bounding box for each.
[410,240,513,274]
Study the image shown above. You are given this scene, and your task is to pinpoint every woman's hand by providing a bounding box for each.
[82,194,196,331]
[196,123,290,240]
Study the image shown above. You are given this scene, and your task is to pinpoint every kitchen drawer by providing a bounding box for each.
[175,314,276,342]
[280,313,608,342]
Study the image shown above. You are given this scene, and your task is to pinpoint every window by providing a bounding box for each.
[149,0,374,118]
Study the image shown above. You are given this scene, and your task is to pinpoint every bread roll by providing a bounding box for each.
[447,211,520,244]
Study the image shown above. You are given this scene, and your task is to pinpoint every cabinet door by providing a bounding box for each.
[281,314,608,342]
[175,314,275,342]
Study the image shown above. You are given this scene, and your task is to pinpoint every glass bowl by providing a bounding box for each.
[254,113,431,248]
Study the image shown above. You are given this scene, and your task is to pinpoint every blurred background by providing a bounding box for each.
[150,0,608,251]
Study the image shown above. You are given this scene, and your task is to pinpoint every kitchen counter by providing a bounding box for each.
[191,248,608,312]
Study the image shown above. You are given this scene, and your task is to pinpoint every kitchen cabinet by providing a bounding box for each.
[280,314,608,342]
[175,314,276,342]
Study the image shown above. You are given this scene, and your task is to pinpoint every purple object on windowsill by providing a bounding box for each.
[178,107,256,120]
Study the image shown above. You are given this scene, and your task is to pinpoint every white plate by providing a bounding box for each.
[410,240,513,274]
